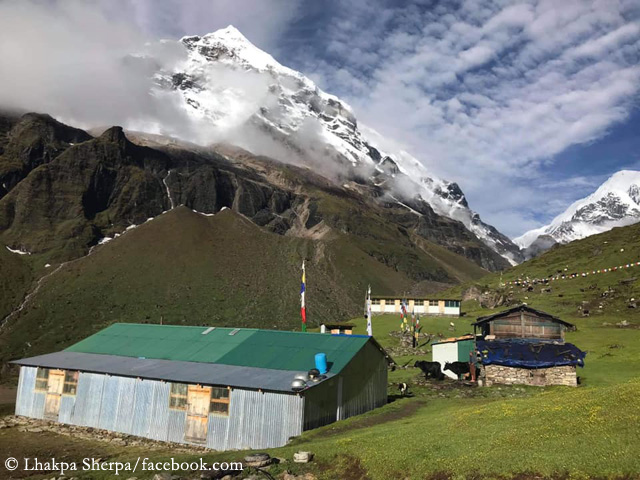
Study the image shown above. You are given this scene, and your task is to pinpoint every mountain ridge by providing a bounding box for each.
[515,170,640,256]
[147,25,524,265]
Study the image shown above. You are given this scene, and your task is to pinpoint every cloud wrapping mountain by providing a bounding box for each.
[1,0,638,250]
[286,0,640,236]
[0,4,524,264]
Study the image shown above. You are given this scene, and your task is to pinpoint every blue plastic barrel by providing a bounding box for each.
[315,353,328,374]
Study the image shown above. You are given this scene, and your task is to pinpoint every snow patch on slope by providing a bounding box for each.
[5,246,31,255]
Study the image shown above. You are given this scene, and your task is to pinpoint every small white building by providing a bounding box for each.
[431,335,475,379]
[370,296,461,317]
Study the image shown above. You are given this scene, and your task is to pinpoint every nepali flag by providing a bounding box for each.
[300,261,307,332]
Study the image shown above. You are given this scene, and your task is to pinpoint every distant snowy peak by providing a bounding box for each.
[155,25,522,265]
[515,170,640,250]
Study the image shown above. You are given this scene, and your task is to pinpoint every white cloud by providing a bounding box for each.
[288,0,640,237]
[1,0,638,239]
[0,0,302,141]
[111,0,302,52]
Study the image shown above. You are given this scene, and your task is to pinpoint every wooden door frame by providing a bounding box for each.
[184,385,211,443]
[44,369,65,420]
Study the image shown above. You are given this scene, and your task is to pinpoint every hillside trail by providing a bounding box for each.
[0,247,104,331]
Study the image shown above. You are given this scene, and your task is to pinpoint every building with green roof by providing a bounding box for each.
[11,324,390,450]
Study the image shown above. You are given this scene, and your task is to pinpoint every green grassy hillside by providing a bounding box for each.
[0,205,489,370]
[2,224,640,479]
[3,316,638,479]
[0,247,33,322]
[432,223,640,388]
[445,221,640,330]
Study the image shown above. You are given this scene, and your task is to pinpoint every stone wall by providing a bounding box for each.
[483,364,577,387]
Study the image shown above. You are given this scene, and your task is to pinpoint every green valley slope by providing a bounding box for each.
[442,222,640,386]
[451,221,640,323]
[0,112,501,373]
[3,226,640,478]
[0,204,489,370]
[2,175,640,480]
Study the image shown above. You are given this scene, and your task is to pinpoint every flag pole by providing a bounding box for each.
[366,285,372,336]
[300,261,307,332]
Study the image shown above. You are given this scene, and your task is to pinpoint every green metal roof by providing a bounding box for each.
[65,323,372,374]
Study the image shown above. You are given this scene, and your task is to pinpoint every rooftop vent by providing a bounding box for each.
[202,327,215,335]
[229,329,240,336]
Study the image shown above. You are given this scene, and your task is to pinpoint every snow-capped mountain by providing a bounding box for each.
[150,26,522,264]
[515,170,640,252]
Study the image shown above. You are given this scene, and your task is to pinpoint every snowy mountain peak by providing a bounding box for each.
[181,25,284,73]
[514,170,640,252]
[599,169,640,197]
[207,24,248,41]
[155,26,522,265]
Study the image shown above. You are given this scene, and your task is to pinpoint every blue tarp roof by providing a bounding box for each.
[477,339,586,368]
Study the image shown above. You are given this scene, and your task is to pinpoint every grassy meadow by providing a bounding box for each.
[1,223,640,478]
[2,310,639,479]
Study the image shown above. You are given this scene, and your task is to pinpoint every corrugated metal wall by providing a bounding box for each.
[15,366,44,418]
[302,340,388,430]
[14,367,304,450]
[303,377,338,430]
[114,377,137,435]
[14,340,388,448]
[212,389,304,450]
[339,342,388,419]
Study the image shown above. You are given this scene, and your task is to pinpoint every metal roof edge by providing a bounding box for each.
[320,334,394,366]
[432,335,475,345]
[366,335,396,366]
[472,304,575,328]
[369,295,461,300]
[11,352,335,394]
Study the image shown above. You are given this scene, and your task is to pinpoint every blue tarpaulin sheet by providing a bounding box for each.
[477,339,586,368]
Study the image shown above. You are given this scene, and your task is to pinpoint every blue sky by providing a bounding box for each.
[275,0,640,237]
[1,0,639,238]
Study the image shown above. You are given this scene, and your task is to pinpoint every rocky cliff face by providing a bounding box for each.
[146,26,523,265]
[0,113,92,198]
[0,112,509,272]
[0,27,525,267]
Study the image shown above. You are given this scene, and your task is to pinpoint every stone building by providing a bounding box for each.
[473,305,586,387]
[482,365,578,387]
